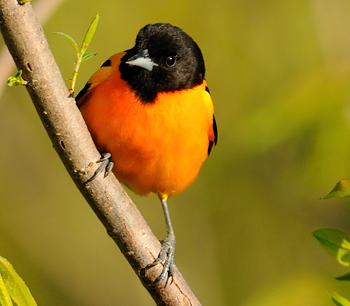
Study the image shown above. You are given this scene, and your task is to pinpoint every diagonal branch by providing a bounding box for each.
[0,1,200,305]
[0,0,65,96]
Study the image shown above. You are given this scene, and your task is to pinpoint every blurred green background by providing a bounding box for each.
[1,0,350,305]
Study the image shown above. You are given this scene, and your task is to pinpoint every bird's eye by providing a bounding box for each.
[166,56,176,67]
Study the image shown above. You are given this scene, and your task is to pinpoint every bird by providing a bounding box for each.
[76,23,217,284]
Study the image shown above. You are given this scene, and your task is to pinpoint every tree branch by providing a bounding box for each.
[0,0,65,95]
[0,1,200,305]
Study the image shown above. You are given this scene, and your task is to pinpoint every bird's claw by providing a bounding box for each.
[85,153,114,184]
[142,238,176,286]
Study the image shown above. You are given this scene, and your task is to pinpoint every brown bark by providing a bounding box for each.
[0,1,200,305]
[0,0,65,94]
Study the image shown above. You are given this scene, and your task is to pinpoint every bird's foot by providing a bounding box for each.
[85,153,114,184]
[142,236,176,286]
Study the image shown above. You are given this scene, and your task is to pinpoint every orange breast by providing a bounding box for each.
[80,54,214,197]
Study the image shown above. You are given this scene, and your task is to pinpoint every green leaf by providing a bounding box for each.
[7,70,27,87]
[336,273,350,281]
[81,13,100,53]
[331,292,350,306]
[82,50,96,61]
[0,256,37,306]
[18,0,30,4]
[323,180,350,199]
[313,228,350,266]
[55,32,79,53]
[0,273,13,306]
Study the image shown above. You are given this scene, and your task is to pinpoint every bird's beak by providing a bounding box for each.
[125,49,158,71]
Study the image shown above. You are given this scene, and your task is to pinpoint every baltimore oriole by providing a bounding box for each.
[76,23,217,284]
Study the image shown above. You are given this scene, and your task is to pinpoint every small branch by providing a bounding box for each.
[68,13,99,96]
[0,1,200,305]
[69,51,82,94]
[0,0,65,96]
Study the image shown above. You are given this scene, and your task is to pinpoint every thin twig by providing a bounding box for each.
[0,1,200,305]
[69,51,82,95]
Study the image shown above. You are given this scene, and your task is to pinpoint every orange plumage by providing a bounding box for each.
[79,53,215,198]
[77,23,217,283]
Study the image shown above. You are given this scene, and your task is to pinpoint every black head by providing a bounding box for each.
[119,23,205,102]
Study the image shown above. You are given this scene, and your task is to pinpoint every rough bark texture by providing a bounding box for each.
[0,1,201,305]
[0,0,65,94]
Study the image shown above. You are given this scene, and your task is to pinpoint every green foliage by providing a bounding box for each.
[315,185,350,305]
[17,0,30,4]
[81,14,100,55]
[55,32,79,53]
[7,70,27,87]
[336,273,350,281]
[81,50,96,61]
[0,256,37,306]
[323,180,350,199]
[313,229,350,267]
[0,274,13,306]
[331,292,350,306]
[57,13,100,95]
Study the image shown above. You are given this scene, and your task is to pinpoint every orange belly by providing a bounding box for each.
[80,63,213,197]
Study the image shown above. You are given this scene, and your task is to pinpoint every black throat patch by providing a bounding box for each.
[119,23,205,103]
